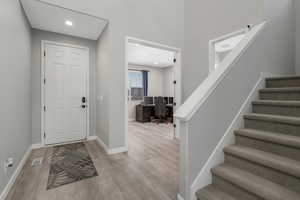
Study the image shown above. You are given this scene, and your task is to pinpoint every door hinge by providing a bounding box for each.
[44,51,46,57]
[44,132,46,138]
[173,58,177,63]
[43,78,46,84]
[173,80,177,84]
[173,124,177,128]
[43,106,46,111]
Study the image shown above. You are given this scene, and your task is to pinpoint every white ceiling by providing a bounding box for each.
[20,0,108,40]
[128,43,175,68]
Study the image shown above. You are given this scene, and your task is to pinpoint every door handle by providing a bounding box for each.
[81,97,87,109]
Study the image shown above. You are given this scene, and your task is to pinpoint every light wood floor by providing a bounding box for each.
[6,122,179,200]
[129,121,175,139]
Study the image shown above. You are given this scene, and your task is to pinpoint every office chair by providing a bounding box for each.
[153,97,167,124]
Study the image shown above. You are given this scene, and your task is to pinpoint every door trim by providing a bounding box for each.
[124,36,182,147]
[41,40,90,146]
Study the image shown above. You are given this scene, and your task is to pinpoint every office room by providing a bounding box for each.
[126,40,181,152]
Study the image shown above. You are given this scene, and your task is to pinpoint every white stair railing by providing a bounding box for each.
[174,21,267,200]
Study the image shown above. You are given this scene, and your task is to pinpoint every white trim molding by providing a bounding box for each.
[95,136,109,153]
[0,136,128,200]
[177,193,184,200]
[124,36,183,148]
[174,22,267,122]
[189,72,275,200]
[208,26,251,73]
[32,137,95,150]
[31,143,44,149]
[94,136,128,155]
[41,40,90,146]
[0,146,32,200]
[108,146,129,155]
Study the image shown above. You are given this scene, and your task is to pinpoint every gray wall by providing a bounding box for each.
[75,0,183,149]
[183,0,264,100]
[181,0,264,196]
[295,0,300,74]
[0,0,32,194]
[182,0,295,198]
[31,29,97,144]
[38,0,183,149]
[96,0,183,149]
[96,27,110,146]
[263,0,295,75]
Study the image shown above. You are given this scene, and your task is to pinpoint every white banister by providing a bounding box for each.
[174,21,267,122]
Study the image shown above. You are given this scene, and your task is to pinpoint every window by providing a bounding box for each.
[128,70,148,100]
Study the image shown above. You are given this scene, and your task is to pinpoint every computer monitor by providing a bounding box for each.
[169,97,174,105]
[164,97,169,104]
[144,96,154,105]
[154,97,159,104]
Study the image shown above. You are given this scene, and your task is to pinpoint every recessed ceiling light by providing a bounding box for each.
[65,20,73,26]
[134,43,140,46]
[154,62,159,65]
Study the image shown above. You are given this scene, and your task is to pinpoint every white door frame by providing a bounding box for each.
[41,40,90,146]
[124,36,182,147]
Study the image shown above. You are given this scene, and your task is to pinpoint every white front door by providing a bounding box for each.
[43,43,89,145]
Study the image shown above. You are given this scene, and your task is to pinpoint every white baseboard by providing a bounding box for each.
[0,135,128,200]
[0,145,32,200]
[190,73,268,200]
[31,143,43,149]
[177,193,184,200]
[87,136,98,141]
[108,146,129,155]
[94,136,128,155]
[94,136,109,152]
[32,136,98,149]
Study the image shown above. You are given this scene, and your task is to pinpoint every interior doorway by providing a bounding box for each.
[124,37,182,147]
[41,41,90,145]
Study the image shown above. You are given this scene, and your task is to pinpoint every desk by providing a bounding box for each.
[136,104,173,123]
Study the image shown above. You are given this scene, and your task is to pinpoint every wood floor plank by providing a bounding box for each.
[5,122,179,200]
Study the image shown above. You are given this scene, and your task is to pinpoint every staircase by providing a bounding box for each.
[196,76,300,200]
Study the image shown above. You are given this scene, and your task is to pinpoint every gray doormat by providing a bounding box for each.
[47,142,98,190]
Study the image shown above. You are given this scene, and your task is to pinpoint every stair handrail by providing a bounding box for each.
[174,21,267,122]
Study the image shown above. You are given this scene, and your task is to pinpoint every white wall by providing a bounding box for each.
[127,65,174,120]
[0,0,32,194]
[31,29,98,144]
[129,65,164,96]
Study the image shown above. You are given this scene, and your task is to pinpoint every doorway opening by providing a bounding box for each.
[125,37,182,147]
[124,37,182,198]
